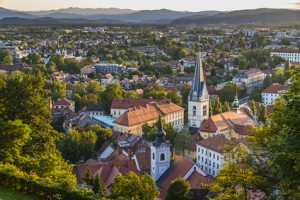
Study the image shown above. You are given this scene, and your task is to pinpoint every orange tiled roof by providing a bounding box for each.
[200,110,257,133]
[114,101,184,127]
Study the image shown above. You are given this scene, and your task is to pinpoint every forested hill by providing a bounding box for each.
[172,8,300,25]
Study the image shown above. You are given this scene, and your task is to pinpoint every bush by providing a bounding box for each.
[0,163,98,200]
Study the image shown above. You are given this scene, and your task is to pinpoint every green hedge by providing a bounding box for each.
[0,163,99,200]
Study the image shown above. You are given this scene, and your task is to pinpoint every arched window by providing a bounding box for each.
[152,153,155,160]
[160,153,165,161]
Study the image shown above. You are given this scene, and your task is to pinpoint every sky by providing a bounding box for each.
[0,0,299,12]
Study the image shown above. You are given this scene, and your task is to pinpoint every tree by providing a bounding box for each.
[222,101,230,112]
[214,97,222,115]
[0,50,13,64]
[92,174,106,197]
[59,129,97,163]
[258,103,266,123]
[0,120,31,163]
[167,89,182,106]
[111,172,159,200]
[208,144,261,200]
[209,101,213,117]
[88,124,112,150]
[44,79,66,100]
[49,54,65,70]
[179,84,191,105]
[82,167,94,185]
[218,82,237,103]
[249,73,300,198]
[30,53,42,64]
[0,71,75,186]
[263,75,272,89]
[166,178,191,200]
[101,83,125,114]
[272,69,285,84]
[249,100,257,116]
[174,126,193,156]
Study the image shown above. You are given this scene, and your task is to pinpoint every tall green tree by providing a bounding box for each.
[222,101,230,112]
[92,174,106,197]
[209,100,213,117]
[167,89,182,106]
[166,178,191,200]
[214,97,222,115]
[249,100,257,116]
[258,103,266,123]
[263,75,272,89]
[174,126,193,156]
[82,167,94,185]
[218,82,237,103]
[88,124,112,150]
[0,50,13,64]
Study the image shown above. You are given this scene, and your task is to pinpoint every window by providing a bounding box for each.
[209,169,211,174]
[213,154,215,159]
[152,153,155,160]
[217,155,219,160]
[206,150,207,155]
[114,111,116,115]
[198,155,200,160]
[217,164,219,169]
[209,160,211,166]
[193,106,196,116]
[203,105,207,116]
[209,152,211,157]
[160,153,165,161]
[198,147,200,152]
[213,170,215,176]
[213,162,215,167]
[202,157,203,162]
[202,149,204,154]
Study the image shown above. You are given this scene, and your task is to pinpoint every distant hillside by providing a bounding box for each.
[26,7,136,16]
[0,7,34,19]
[0,17,124,25]
[172,8,300,24]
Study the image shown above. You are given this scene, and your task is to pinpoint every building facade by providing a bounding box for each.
[270,49,300,63]
[261,84,288,105]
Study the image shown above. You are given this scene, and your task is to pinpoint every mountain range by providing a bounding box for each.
[0,7,299,25]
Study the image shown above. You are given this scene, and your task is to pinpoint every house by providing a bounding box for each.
[113,100,184,135]
[80,104,105,118]
[52,98,75,112]
[80,65,96,77]
[0,64,27,75]
[65,83,73,98]
[180,56,196,68]
[261,84,288,105]
[232,69,264,94]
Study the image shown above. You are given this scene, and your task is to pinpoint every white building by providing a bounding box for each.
[270,49,300,63]
[262,84,288,105]
[196,135,229,176]
[150,117,171,181]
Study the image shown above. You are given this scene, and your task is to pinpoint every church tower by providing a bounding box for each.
[188,51,209,128]
[150,116,171,181]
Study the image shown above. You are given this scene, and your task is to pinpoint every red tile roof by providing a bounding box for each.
[196,135,231,153]
[262,84,288,94]
[111,98,164,109]
[187,171,215,189]
[135,152,150,171]
[54,98,75,106]
[271,49,300,53]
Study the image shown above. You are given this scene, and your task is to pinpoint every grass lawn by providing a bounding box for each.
[0,187,40,200]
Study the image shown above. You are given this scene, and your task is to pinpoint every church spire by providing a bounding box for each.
[189,51,206,101]
[232,89,240,112]
[153,116,166,146]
